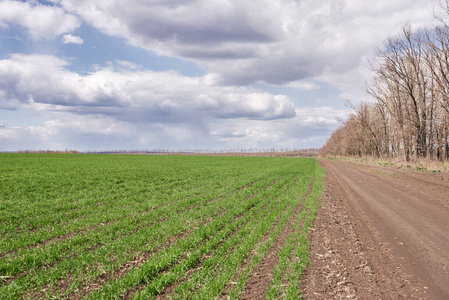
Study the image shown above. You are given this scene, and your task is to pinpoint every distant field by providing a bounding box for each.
[0,154,324,299]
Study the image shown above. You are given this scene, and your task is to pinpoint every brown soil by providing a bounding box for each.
[157,177,296,299]
[239,178,314,299]
[302,159,449,299]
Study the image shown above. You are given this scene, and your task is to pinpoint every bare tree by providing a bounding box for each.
[322,8,449,162]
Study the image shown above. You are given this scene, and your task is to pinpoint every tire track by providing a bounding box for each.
[307,159,449,299]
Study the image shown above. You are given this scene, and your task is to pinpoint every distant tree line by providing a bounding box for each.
[85,148,319,156]
[18,149,80,154]
[321,2,449,161]
[9,148,319,156]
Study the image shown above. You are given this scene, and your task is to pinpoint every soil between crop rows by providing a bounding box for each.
[238,179,314,300]
[1,155,325,299]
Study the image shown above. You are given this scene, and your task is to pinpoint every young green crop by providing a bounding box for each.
[0,154,324,299]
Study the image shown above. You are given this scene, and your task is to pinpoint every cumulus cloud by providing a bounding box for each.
[0,54,296,124]
[208,107,350,149]
[0,0,80,40]
[0,107,348,151]
[52,0,438,87]
[0,115,136,151]
[283,81,320,91]
[2,54,352,151]
[0,0,441,151]
[62,34,83,44]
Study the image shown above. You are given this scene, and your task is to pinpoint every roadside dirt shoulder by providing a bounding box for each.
[302,159,449,299]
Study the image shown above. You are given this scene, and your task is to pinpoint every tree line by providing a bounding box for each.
[321,2,449,161]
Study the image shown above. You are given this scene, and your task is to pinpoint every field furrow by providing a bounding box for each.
[0,154,324,299]
[67,177,277,299]
[237,180,313,299]
[145,177,299,299]
[86,176,295,299]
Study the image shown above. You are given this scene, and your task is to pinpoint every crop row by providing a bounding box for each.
[0,154,324,299]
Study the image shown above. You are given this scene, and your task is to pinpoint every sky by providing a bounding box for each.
[0,0,442,152]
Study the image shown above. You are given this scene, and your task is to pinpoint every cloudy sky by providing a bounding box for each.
[0,0,442,151]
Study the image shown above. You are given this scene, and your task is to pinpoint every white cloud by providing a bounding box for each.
[0,115,135,151]
[62,34,83,44]
[0,107,349,151]
[53,0,439,88]
[0,54,296,123]
[0,54,352,151]
[0,0,80,40]
[283,81,320,91]
[0,0,442,151]
[208,107,350,149]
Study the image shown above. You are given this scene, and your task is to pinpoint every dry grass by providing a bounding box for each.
[324,156,449,174]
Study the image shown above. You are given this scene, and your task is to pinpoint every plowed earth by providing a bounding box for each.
[302,159,449,299]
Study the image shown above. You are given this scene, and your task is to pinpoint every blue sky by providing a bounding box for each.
[0,0,440,151]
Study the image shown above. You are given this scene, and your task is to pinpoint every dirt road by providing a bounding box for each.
[303,159,449,299]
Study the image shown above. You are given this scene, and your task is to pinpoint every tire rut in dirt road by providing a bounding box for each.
[305,159,449,299]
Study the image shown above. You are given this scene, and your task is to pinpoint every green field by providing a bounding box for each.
[0,154,324,299]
